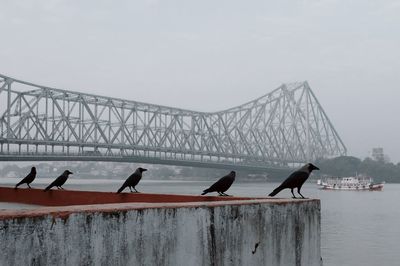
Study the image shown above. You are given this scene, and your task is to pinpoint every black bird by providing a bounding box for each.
[201,171,236,196]
[117,167,147,193]
[15,167,37,189]
[268,163,319,198]
[44,170,73,191]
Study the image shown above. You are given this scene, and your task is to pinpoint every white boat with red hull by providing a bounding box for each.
[317,176,385,191]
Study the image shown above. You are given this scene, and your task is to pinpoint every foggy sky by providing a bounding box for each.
[1,0,399,162]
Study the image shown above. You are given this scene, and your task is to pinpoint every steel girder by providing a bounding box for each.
[0,74,346,169]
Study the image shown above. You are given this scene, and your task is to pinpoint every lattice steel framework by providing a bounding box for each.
[0,74,346,170]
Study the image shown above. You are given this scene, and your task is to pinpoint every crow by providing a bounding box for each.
[15,167,37,189]
[268,163,319,198]
[117,167,147,193]
[44,170,73,191]
[201,171,236,196]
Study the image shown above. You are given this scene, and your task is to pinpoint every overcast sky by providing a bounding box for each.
[1,0,399,162]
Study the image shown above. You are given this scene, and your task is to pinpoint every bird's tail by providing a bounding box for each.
[116,185,125,194]
[268,186,284,197]
[201,189,210,195]
[44,185,52,192]
[15,181,23,189]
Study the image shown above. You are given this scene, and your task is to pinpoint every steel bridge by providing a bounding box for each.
[0,74,346,171]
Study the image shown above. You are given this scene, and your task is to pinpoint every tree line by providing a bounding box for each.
[314,156,400,183]
[1,156,399,183]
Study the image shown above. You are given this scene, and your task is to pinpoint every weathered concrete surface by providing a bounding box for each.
[0,199,321,266]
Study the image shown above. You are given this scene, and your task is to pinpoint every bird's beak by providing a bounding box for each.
[143,169,148,172]
[314,166,320,170]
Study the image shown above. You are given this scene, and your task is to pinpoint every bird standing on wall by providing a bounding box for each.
[44,170,73,191]
[268,163,319,198]
[15,167,37,189]
[117,167,147,193]
[201,171,236,196]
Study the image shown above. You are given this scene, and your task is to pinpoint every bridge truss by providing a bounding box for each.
[0,74,346,170]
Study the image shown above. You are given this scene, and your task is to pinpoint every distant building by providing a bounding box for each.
[372,148,385,162]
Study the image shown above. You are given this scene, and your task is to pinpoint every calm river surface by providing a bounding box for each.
[1,178,399,266]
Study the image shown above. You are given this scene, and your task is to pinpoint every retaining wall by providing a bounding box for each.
[0,189,321,266]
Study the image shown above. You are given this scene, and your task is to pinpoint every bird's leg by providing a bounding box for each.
[129,186,133,193]
[222,192,231,197]
[218,191,224,196]
[133,187,140,193]
[60,186,65,190]
[57,186,61,190]
[27,184,32,189]
[291,188,297,199]
[297,188,306,199]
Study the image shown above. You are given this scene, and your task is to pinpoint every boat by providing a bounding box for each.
[317,176,385,191]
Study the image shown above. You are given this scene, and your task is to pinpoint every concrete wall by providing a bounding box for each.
[0,199,321,266]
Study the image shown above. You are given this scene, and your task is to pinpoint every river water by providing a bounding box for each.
[1,178,399,266]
